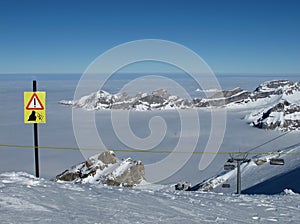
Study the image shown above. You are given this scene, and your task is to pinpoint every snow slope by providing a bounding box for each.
[1,172,300,223]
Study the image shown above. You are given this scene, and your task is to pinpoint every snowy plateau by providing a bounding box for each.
[1,172,300,223]
[61,80,300,131]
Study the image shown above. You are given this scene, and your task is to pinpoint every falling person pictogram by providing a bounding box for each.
[28,111,37,121]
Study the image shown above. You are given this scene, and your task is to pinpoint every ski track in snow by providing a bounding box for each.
[0,172,300,223]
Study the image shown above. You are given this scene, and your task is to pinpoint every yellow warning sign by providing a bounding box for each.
[24,92,46,124]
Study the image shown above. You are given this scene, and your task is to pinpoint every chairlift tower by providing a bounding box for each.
[226,154,250,194]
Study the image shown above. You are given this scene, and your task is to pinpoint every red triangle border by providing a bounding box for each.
[26,93,44,110]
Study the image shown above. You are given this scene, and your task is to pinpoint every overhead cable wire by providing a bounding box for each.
[1,141,300,155]
[245,130,293,153]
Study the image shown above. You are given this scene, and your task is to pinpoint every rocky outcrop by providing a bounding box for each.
[54,151,145,187]
[194,87,251,107]
[242,80,300,131]
[195,80,300,108]
[132,89,193,110]
[105,161,145,187]
[247,101,300,131]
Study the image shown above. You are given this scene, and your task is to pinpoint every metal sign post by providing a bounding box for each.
[24,80,46,177]
[33,81,39,178]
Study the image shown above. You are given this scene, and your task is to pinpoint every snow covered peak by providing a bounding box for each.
[241,80,300,131]
[75,90,114,110]
[246,101,300,131]
[253,80,300,104]
[60,88,193,111]
[254,80,296,93]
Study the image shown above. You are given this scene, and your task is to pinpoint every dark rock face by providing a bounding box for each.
[98,151,117,164]
[194,87,250,107]
[54,151,145,187]
[55,170,80,182]
[209,87,244,98]
[105,162,145,187]
[254,80,294,92]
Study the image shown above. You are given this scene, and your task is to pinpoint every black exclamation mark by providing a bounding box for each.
[34,98,36,108]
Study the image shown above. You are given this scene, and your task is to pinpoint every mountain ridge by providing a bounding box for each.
[60,79,300,131]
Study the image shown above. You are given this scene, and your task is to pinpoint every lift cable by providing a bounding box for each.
[245,130,293,154]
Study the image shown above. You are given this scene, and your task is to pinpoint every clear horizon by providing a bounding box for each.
[0,0,299,74]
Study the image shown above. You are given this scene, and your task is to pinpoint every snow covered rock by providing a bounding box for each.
[247,101,300,131]
[54,151,145,187]
[60,90,133,110]
[60,89,193,111]
[244,80,300,131]
[193,87,251,107]
[194,80,300,109]
[132,89,193,110]
[282,189,299,195]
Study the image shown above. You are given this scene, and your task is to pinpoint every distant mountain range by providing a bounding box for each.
[60,88,193,110]
[60,80,300,131]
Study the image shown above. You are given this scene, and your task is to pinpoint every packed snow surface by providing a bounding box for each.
[1,172,300,224]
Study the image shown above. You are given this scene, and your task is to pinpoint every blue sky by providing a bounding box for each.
[0,0,299,74]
